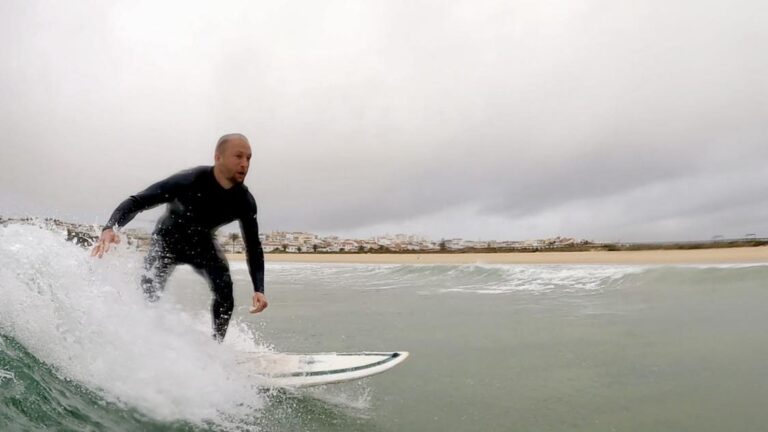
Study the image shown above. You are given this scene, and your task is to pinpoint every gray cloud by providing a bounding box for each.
[1,0,766,241]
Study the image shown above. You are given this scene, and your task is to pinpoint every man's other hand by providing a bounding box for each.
[91,228,121,258]
[250,292,268,314]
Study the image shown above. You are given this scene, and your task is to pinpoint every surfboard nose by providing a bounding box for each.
[242,351,411,388]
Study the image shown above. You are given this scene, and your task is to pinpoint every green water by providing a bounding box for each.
[244,265,768,431]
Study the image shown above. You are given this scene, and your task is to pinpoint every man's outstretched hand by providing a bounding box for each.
[250,292,268,314]
[91,228,121,258]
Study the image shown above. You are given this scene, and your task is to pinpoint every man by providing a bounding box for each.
[91,133,268,341]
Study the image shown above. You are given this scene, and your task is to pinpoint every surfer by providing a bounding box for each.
[91,133,267,342]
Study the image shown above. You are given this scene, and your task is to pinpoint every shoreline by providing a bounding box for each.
[226,246,768,265]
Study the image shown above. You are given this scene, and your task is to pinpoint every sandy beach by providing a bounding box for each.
[226,246,768,265]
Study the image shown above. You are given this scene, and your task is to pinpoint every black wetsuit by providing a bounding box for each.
[103,166,264,341]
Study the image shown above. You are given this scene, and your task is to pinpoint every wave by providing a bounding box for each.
[263,260,768,295]
[0,224,268,429]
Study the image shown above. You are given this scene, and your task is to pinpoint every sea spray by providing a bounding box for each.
[0,224,268,428]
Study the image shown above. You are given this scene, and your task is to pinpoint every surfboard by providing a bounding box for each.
[238,351,409,388]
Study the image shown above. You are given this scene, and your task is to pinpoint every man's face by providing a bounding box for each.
[215,138,252,184]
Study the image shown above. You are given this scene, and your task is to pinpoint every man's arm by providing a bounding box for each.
[240,193,267,313]
[92,168,199,258]
[103,168,198,231]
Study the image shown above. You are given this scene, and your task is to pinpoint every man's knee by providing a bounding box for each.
[211,286,234,343]
[209,270,234,310]
[218,271,234,290]
[206,262,233,293]
[216,296,235,319]
[213,285,234,312]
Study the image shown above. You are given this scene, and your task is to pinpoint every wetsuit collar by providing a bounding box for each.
[210,166,240,191]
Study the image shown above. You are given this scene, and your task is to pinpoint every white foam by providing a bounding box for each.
[0,369,14,382]
[0,224,268,426]
[262,261,650,295]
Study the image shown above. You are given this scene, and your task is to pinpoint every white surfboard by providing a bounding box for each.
[238,351,409,388]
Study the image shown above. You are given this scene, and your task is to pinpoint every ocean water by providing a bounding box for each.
[2,224,767,431]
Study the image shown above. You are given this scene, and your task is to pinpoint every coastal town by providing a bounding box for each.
[3,216,765,254]
[1,216,589,253]
[222,231,586,254]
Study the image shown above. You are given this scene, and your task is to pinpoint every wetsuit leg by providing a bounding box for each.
[190,252,235,342]
[141,237,177,302]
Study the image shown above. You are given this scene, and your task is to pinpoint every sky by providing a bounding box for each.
[1,0,766,242]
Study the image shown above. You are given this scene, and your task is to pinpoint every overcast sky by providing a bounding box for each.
[1,0,766,241]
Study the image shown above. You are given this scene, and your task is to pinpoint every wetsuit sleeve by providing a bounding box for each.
[240,193,265,293]
[103,168,198,230]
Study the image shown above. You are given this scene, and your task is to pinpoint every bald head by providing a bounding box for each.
[213,133,252,188]
[216,133,250,155]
